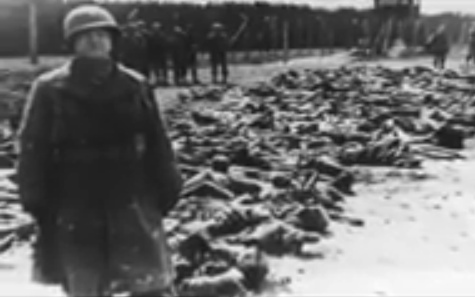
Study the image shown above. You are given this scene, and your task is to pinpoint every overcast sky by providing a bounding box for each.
[98,0,475,15]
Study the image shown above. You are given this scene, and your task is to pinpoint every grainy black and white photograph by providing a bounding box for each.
[0,0,474,296]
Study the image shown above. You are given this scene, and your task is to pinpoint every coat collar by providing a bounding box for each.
[60,58,130,99]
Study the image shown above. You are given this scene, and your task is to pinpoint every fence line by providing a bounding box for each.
[0,1,469,57]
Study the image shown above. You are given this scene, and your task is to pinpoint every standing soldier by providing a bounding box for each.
[426,25,450,70]
[118,23,136,69]
[169,25,187,85]
[135,20,151,78]
[206,22,230,84]
[18,4,182,297]
[184,24,200,85]
[360,18,372,56]
[149,22,170,86]
[119,21,150,78]
[466,25,475,66]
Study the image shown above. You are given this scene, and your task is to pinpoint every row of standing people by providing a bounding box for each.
[119,21,230,85]
[426,24,475,70]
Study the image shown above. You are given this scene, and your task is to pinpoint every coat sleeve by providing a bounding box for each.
[141,85,183,215]
[17,79,54,214]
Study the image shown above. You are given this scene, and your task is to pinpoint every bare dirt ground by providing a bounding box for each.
[1,52,475,296]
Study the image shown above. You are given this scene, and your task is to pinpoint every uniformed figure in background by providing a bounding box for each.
[184,24,200,85]
[427,25,450,70]
[119,21,150,78]
[18,5,182,297]
[206,22,229,84]
[149,22,170,85]
[118,23,136,69]
[169,25,188,85]
[466,26,475,65]
[135,20,152,78]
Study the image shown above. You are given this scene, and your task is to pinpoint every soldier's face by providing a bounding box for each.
[74,29,113,58]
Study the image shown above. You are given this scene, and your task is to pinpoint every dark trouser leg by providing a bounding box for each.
[162,57,169,83]
[440,54,447,69]
[172,56,181,85]
[158,57,169,84]
[433,55,439,69]
[150,60,159,83]
[190,54,199,83]
[191,64,198,83]
[181,59,189,83]
[181,55,189,83]
[174,54,186,85]
[154,57,166,84]
[210,53,218,83]
[220,52,229,84]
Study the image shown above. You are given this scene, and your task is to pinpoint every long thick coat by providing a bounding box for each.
[17,57,182,295]
[427,31,450,56]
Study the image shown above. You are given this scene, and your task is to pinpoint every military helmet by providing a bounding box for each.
[63,5,120,41]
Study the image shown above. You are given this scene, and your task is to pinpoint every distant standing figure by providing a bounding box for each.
[184,24,200,85]
[206,22,229,84]
[149,22,170,85]
[466,26,475,65]
[169,25,188,85]
[120,22,150,77]
[427,25,450,70]
[136,21,152,78]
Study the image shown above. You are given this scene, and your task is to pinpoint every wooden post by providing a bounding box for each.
[283,21,289,64]
[28,0,39,65]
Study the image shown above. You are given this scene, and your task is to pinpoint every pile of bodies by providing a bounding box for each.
[1,65,475,296]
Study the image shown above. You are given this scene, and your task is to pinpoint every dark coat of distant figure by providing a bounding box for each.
[427,26,450,69]
[206,23,229,84]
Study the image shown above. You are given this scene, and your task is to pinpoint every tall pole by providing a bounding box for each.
[28,0,39,65]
